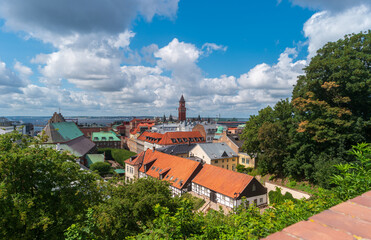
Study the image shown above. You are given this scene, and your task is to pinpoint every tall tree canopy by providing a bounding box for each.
[242,31,370,186]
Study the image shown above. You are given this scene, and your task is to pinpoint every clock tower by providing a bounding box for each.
[178,95,186,121]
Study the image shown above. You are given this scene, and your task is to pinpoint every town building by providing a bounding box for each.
[0,117,34,136]
[192,123,218,142]
[157,144,197,158]
[192,164,267,209]
[214,131,255,168]
[128,131,205,153]
[42,112,96,164]
[79,126,110,138]
[178,95,186,121]
[125,149,203,196]
[124,149,267,210]
[86,154,105,167]
[189,143,239,171]
[151,121,195,134]
[92,131,121,149]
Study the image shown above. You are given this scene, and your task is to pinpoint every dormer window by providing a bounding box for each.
[171,138,177,143]
[183,138,188,142]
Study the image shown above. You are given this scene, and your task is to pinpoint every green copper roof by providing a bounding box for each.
[86,154,105,167]
[92,131,120,141]
[51,122,83,141]
[114,169,125,174]
[216,126,224,134]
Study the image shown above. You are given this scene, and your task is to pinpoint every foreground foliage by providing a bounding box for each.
[1,132,370,239]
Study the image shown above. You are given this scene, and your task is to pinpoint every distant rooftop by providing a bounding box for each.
[196,142,237,159]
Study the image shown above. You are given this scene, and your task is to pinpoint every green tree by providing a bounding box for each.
[287,31,371,186]
[93,177,178,239]
[90,162,112,176]
[0,132,103,239]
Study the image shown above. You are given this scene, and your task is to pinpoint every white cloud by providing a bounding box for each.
[201,43,227,56]
[0,0,179,46]
[14,61,33,78]
[238,48,306,90]
[0,60,27,94]
[290,0,369,12]
[303,5,371,58]
[155,38,202,90]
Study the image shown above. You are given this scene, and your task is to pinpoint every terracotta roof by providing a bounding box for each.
[192,164,253,198]
[125,151,145,166]
[263,190,371,240]
[130,123,155,134]
[138,131,205,145]
[128,149,202,189]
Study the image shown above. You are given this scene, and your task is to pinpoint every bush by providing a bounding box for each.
[269,187,296,205]
[181,193,205,210]
[97,148,136,166]
[90,162,112,176]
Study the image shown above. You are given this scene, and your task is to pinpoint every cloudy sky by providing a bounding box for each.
[0,0,370,117]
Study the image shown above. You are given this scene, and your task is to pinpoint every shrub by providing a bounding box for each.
[90,162,112,176]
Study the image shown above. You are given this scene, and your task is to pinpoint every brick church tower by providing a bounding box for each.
[178,95,186,121]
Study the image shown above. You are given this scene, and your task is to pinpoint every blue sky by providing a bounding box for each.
[0,0,370,117]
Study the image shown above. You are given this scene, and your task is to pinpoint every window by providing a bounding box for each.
[177,138,183,143]
[214,160,218,164]
[260,198,263,203]
[171,138,177,143]
[226,165,229,169]
[232,165,235,171]
[222,165,224,168]
[246,159,249,164]
[222,160,224,163]
[242,158,245,163]
[227,159,229,162]
[252,184,256,191]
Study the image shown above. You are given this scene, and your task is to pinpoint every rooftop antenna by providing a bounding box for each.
[58,107,61,114]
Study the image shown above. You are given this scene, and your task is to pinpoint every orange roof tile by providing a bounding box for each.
[130,123,155,134]
[138,131,205,145]
[138,149,202,189]
[192,164,253,198]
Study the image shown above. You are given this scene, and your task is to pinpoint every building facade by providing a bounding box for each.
[189,143,239,171]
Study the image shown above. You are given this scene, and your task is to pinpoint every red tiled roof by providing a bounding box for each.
[130,123,155,134]
[137,149,202,189]
[263,191,371,240]
[138,131,205,145]
[192,164,253,198]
